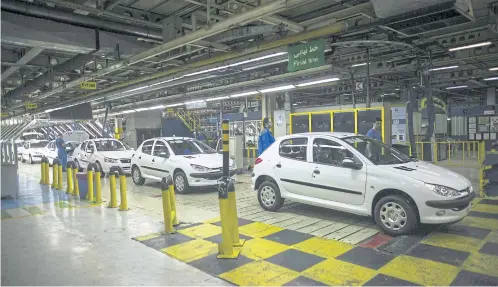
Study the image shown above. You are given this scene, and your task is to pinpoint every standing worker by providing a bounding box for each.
[366,117,382,162]
[366,117,382,141]
[55,134,67,172]
[258,118,275,155]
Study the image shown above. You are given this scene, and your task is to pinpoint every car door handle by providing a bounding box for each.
[313,169,320,174]
[138,156,142,159]
[276,163,282,168]
[152,159,155,163]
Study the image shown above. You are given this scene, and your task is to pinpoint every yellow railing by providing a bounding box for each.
[410,141,483,167]
[175,109,200,132]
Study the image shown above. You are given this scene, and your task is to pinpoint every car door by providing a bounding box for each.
[150,140,172,179]
[84,141,96,166]
[308,136,367,205]
[76,141,86,164]
[274,136,314,195]
[137,139,155,177]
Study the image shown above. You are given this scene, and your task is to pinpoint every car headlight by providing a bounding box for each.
[104,157,119,163]
[425,183,460,197]
[230,161,236,169]
[191,164,210,172]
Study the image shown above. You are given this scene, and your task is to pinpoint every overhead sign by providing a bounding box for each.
[420,96,446,112]
[186,101,207,110]
[25,102,37,109]
[1,113,8,117]
[80,81,97,90]
[288,39,325,72]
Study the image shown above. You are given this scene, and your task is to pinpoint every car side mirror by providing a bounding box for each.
[342,158,362,169]
[159,151,169,158]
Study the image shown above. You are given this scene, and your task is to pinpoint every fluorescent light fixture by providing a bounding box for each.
[126,86,150,93]
[229,91,259,98]
[184,100,205,105]
[135,107,150,112]
[484,77,498,81]
[445,85,468,90]
[381,93,396,96]
[206,96,229,101]
[121,110,136,114]
[489,67,498,71]
[44,109,54,113]
[65,124,73,131]
[184,66,229,77]
[148,105,165,110]
[242,59,289,71]
[165,103,184,108]
[149,77,183,87]
[296,78,340,87]
[259,85,296,93]
[230,52,287,67]
[351,62,369,67]
[449,41,492,52]
[429,65,459,71]
[395,88,401,91]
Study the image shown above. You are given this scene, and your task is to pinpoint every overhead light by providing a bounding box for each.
[230,52,287,67]
[259,85,296,93]
[165,103,184,108]
[484,77,498,81]
[429,65,459,71]
[206,96,229,101]
[148,105,165,110]
[296,78,340,87]
[126,86,150,93]
[135,107,150,112]
[489,67,498,71]
[446,85,468,90]
[448,41,492,52]
[395,88,401,91]
[242,59,289,71]
[185,100,205,105]
[121,110,136,114]
[149,77,183,87]
[229,91,259,98]
[184,66,229,77]
[351,62,369,67]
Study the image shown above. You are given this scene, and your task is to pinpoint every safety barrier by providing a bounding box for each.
[72,163,80,197]
[65,161,75,194]
[410,141,483,168]
[40,156,50,185]
[51,158,61,190]
[108,166,128,210]
[218,119,244,259]
[161,176,179,233]
[86,163,102,203]
[482,148,498,197]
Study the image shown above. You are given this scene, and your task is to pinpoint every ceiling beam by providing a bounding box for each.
[1,47,44,81]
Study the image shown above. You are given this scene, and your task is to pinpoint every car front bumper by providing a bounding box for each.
[188,170,237,187]
[100,161,131,174]
[420,192,475,224]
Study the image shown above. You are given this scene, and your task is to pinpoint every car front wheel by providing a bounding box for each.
[374,194,418,236]
[132,166,145,185]
[257,181,284,212]
[174,171,190,194]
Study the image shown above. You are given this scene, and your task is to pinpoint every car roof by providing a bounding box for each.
[145,137,195,141]
[285,132,358,139]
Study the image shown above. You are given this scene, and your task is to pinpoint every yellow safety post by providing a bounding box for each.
[44,159,50,185]
[73,165,80,197]
[433,143,438,163]
[52,159,59,189]
[57,163,63,190]
[40,156,47,184]
[108,167,119,208]
[66,161,74,194]
[217,119,241,259]
[161,177,176,234]
[119,171,128,211]
[87,163,97,202]
[94,168,102,203]
[169,181,179,225]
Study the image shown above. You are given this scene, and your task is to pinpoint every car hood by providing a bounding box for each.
[98,150,134,159]
[179,153,234,169]
[29,147,45,154]
[385,161,470,190]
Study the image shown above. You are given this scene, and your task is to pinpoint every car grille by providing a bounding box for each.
[120,159,131,163]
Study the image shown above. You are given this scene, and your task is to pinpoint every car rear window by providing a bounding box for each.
[279,138,308,161]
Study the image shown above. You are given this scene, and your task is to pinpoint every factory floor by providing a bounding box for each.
[2,163,498,286]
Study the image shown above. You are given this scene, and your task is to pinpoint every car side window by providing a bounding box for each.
[141,140,154,155]
[153,141,169,158]
[86,142,94,152]
[313,138,355,166]
[279,138,308,161]
[80,142,87,151]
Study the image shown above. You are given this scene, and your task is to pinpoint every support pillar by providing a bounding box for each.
[114,118,123,139]
[487,87,496,106]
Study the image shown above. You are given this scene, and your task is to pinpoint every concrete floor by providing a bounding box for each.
[1,171,228,286]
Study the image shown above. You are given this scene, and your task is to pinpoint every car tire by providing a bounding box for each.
[21,156,26,163]
[174,171,190,194]
[374,194,418,236]
[132,166,145,185]
[96,162,105,178]
[257,181,284,212]
[29,155,34,164]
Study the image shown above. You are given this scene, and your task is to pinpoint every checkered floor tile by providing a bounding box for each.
[133,198,498,286]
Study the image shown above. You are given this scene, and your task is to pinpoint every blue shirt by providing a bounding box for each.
[55,138,66,154]
[258,128,275,155]
[366,128,382,141]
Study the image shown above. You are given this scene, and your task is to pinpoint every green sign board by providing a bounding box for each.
[287,39,325,72]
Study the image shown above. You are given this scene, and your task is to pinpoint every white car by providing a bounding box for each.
[252,132,474,236]
[21,140,49,164]
[72,138,134,175]
[43,140,81,165]
[131,137,237,193]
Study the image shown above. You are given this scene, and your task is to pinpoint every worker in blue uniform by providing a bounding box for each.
[258,117,275,156]
[55,134,67,172]
[366,117,382,162]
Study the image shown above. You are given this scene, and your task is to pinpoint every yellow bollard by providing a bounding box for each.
[169,184,179,226]
[73,167,80,197]
[119,174,128,211]
[52,162,59,188]
[162,177,175,234]
[44,161,50,185]
[40,160,46,184]
[108,173,118,208]
[228,180,244,247]
[94,171,102,203]
[87,170,94,202]
[57,164,63,190]
[66,166,74,194]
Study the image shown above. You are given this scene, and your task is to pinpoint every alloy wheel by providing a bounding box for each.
[260,185,276,207]
[380,202,407,231]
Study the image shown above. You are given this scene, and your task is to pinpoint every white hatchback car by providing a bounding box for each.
[21,140,49,164]
[72,138,134,175]
[131,137,237,193]
[43,140,81,165]
[252,132,474,236]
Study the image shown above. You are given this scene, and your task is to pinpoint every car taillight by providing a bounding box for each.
[255,157,263,165]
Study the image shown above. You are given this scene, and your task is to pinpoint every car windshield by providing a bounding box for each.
[31,141,49,148]
[167,139,216,155]
[66,141,80,150]
[22,134,44,141]
[94,139,127,151]
[342,136,412,165]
